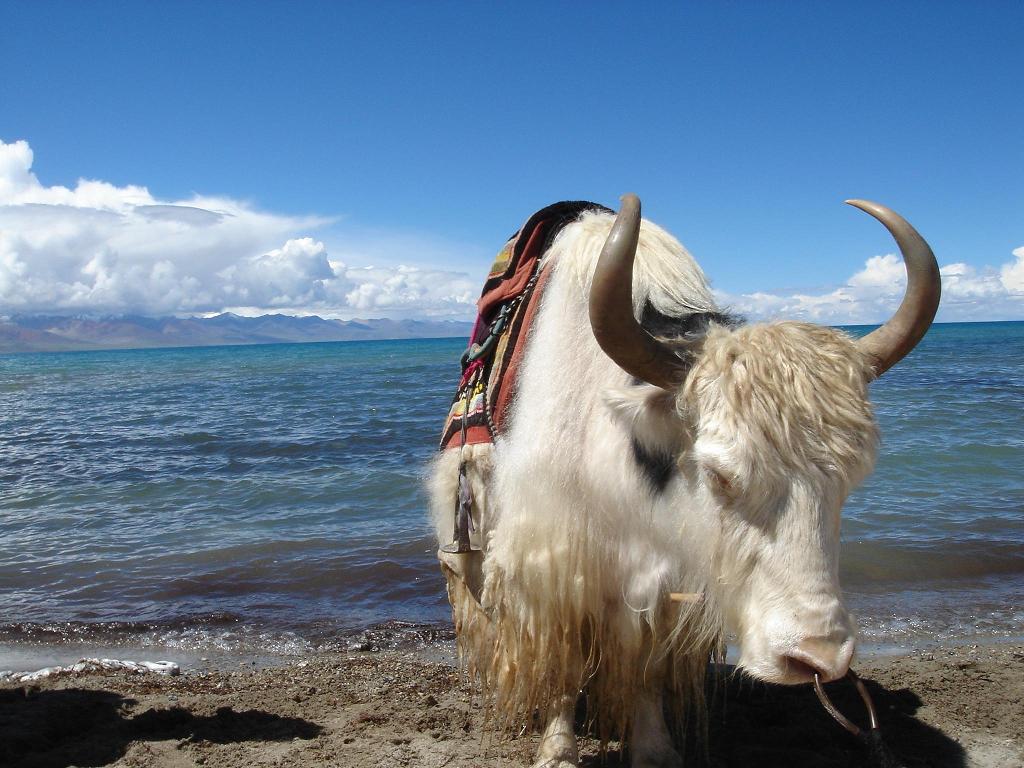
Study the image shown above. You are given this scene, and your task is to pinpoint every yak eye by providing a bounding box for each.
[703,465,739,500]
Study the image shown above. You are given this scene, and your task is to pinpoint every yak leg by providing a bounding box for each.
[630,690,682,768]
[533,694,579,768]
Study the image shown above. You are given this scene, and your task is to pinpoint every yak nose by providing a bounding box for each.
[781,635,855,683]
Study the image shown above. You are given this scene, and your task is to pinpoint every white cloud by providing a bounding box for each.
[719,245,1024,324]
[848,254,906,291]
[0,139,478,319]
[2,139,1020,325]
[1000,246,1024,294]
[219,237,339,309]
[341,265,476,317]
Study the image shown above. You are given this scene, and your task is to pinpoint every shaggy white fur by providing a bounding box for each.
[429,210,879,767]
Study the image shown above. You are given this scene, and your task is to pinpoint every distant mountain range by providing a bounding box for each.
[0,313,474,354]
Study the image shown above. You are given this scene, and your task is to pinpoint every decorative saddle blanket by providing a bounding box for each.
[439,200,611,450]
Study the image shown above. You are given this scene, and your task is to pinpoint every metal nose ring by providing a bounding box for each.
[813,669,879,737]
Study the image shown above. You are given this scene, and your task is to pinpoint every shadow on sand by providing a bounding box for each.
[581,669,967,768]
[0,686,322,768]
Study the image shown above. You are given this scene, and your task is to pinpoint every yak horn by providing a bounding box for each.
[846,200,941,378]
[589,194,689,390]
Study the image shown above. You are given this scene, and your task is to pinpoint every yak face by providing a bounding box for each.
[609,321,877,684]
[685,322,877,683]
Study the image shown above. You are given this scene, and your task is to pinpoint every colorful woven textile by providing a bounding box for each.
[440,201,610,450]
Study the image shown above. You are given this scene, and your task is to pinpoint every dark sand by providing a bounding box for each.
[2,643,1021,768]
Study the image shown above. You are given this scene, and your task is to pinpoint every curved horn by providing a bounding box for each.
[589,194,689,390]
[846,200,941,378]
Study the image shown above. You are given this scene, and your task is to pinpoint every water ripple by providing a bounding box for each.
[2,326,1023,649]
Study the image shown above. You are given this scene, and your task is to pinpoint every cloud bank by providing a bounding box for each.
[0,139,476,319]
[1,139,1020,324]
[719,247,1024,324]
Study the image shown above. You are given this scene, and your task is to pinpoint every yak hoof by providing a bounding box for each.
[532,732,578,768]
[534,694,579,768]
[533,759,578,768]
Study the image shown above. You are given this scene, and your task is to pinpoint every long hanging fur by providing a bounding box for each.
[430,211,726,743]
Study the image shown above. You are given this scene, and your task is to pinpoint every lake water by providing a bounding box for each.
[1,322,1022,665]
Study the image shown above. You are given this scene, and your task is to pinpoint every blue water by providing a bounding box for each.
[1,324,1022,660]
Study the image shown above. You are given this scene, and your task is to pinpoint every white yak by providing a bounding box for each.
[429,195,940,767]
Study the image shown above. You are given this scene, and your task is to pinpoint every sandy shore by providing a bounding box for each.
[2,642,1021,768]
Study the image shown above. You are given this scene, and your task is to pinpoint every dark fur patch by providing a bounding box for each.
[640,304,743,340]
[632,439,676,493]
[626,306,741,490]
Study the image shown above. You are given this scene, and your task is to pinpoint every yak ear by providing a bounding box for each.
[603,384,688,458]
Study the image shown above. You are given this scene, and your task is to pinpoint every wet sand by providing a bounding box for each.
[2,642,1021,768]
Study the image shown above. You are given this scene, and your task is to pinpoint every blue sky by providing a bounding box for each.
[1,1,1021,322]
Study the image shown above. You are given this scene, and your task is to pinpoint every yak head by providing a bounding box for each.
[592,195,940,684]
